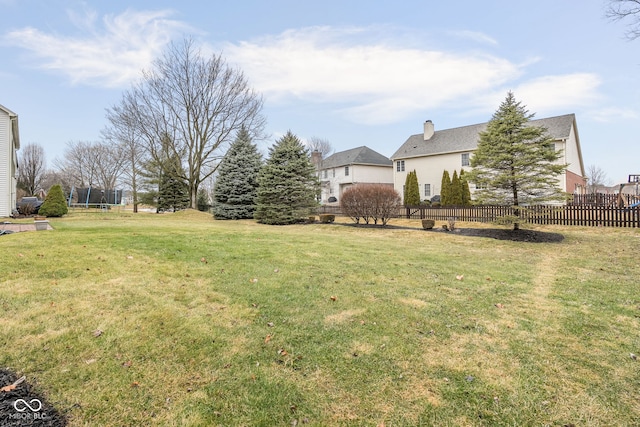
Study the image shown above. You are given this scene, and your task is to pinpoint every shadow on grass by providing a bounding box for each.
[334,222,564,243]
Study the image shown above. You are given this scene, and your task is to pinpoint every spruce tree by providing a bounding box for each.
[139,133,189,212]
[459,169,472,206]
[467,91,566,229]
[157,151,189,212]
[404,170,420,206]
[440,170,451,206]
[255,131,319,225]
[212,128,263,219]
[38,184,68,217]
[450,170,462,206]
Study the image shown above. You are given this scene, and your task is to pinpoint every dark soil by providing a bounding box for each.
[432,227,564,243]
[338,222,564,243]
[0,369,67,426]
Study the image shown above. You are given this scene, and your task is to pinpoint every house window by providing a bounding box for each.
[461,153,470,167]
[323,170,328,179]
[396,160,405,172]
[345,166,349,176]
[424,184,431,197]
[332,169,335,178]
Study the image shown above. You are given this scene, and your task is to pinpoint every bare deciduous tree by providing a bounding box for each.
[54,141,126,191]
[586,164,611,193]
[103,103,146,212]
[306,136,334,159]
[118,38,266,208]
[17,143,47,196]
[607,0,640,39]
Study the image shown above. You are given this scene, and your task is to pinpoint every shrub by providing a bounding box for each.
[319,214,335,223]
[38,184,68,217]
[421,219,435,230]
[340,184,400,226]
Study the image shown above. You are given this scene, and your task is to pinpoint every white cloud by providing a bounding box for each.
[3,8,193,87]
[224,26,602,124]
[587,107,639,122]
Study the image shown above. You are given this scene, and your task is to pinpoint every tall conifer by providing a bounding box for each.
[255,131,319,225]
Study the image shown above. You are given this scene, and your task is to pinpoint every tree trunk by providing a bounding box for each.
[512,186,520,231]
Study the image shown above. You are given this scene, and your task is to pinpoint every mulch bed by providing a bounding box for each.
[0,369,67,426]
[337,222,564,243]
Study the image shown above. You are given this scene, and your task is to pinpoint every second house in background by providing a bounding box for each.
[313,146,393,204]
[391,114,587,204]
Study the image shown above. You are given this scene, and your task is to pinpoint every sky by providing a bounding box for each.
[1,0,639,185]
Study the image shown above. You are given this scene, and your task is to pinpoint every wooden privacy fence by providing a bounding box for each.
[319,205,640,227]
[402,205,640,228]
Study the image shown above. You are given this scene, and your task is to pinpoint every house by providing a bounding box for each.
[0,104,20,217]
[313,146,393,204]
[391,114,586,203]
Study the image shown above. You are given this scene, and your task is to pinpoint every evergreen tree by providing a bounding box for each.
[404,170,420,206]
[449,170,463,205]
[157,153,190,212]
[212,128,263,219]
[440,170,451,206]
[141,133,189,212]
[255,131,319,225]
[459,169,472,206]
[467,92,566,230]
[38,184,68,217]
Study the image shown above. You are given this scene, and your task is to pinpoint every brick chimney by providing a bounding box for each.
[311,150,322,170]
[424,120,434,140]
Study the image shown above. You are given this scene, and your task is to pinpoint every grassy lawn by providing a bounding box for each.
[1,210,639,426]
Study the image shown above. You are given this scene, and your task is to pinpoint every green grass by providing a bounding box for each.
[1,210,639,426]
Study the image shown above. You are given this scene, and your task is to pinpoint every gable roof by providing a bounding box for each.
[320,146,392,169]
[391,113,576,161]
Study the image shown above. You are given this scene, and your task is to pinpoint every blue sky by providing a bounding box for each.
[2,0,639,185]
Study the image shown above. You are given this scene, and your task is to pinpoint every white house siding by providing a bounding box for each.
[0,110,11,217]
[320,164,393,203]
[394,152,472,203]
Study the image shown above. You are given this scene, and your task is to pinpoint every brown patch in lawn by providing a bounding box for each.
[418,332,520,392]
[398,297,428,309]
[324,309,365,324]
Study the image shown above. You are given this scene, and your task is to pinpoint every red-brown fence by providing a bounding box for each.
[318,204,640,228]
[403,205,640,228]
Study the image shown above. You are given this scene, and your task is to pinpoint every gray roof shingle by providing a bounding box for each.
[320,146,392,169]
[391,113,576,160]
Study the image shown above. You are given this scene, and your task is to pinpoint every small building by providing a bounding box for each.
[0,104,20,217]
[391,114,586,203]
[314,146,393,204]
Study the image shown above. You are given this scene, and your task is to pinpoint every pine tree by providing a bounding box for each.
[38,184,68,217]
[404,170,420,206]
[255,131,319,225]
[212,128,263,219]
[139,133,190,212]
[459,169,472,206]
[450,170,462,206]
[440,170,451,206]
[156,149,190,212]
[467,91,566,230]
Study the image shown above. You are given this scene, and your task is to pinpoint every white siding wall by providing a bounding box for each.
[320,164,393,203]
[0,110,11,217]
[394,152,472,203]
